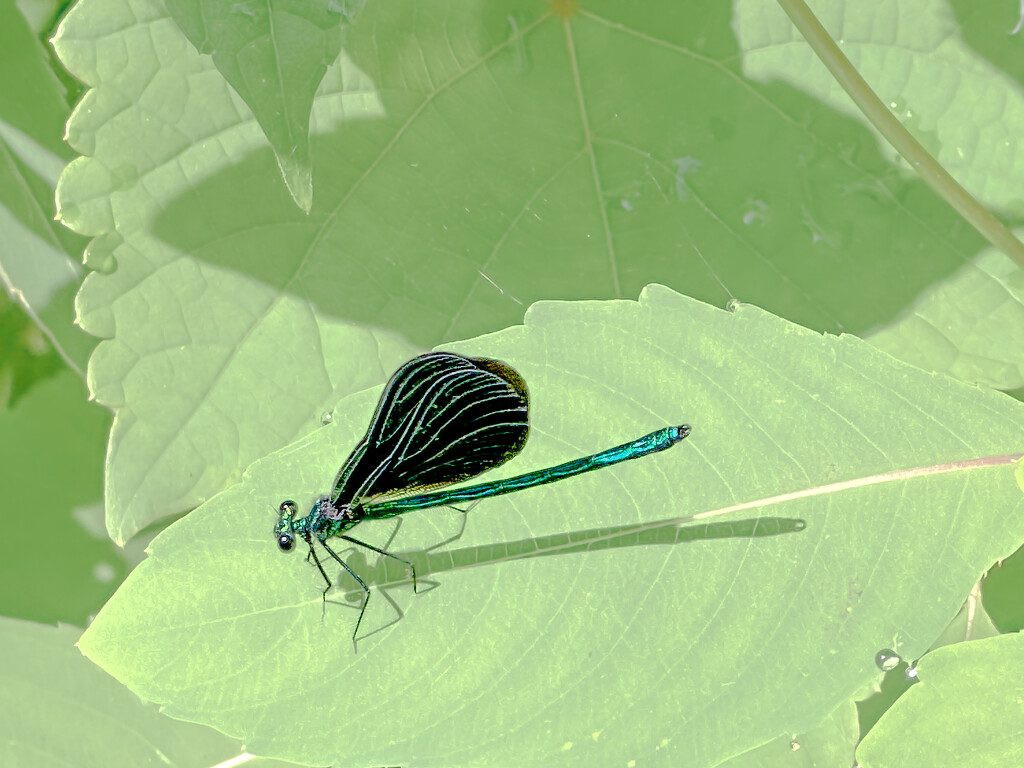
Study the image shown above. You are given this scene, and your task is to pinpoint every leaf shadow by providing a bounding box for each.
[148,75,991,348]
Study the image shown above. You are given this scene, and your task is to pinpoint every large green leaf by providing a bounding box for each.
[78,288,1024,767]
[0,618,294,768]
[52,0,997,542]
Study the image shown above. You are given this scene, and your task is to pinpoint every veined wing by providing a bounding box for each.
[330,352,530,506]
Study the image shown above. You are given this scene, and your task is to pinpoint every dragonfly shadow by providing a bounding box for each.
[320,514,807,641]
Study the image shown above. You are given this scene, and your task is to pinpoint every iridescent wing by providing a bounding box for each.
[330,352,530,506]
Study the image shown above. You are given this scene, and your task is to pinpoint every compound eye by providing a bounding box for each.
[278,533,295,551]
[279,500,297,515]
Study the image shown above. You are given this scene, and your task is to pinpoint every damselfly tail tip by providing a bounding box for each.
[672,424,692,442]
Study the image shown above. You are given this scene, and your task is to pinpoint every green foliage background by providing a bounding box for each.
[1,0,1023,766]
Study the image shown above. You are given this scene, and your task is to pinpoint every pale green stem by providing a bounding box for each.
[777,0,1024,268]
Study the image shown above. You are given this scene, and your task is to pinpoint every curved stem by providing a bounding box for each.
[777,0,1024,268]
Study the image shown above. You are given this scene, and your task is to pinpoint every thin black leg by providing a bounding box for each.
[304,540,332,594]
[320,538,371,649]
[380,517,404,552]
[339,534,418,594]
[309,503,478,647]
[421,501,474,554]
[304,539,335,622]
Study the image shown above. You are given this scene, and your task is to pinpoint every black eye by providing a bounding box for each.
[278,534,295,551]
[279,500,297,514]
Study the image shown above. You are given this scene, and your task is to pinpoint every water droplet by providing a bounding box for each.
[905,663,919,682]
[93,562,115,583]
[725,298,741,312]
[673,156,701,199]
[742,199,768,225]
[875,648,901,671]
[320,410,334,425]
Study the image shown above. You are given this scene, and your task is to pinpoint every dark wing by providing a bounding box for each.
[330,352,530,505]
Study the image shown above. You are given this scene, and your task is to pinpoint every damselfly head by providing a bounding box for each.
[276,500,298,551]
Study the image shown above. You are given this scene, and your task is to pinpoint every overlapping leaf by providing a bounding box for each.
[857,634,1024,767]
[166,0,348,211]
